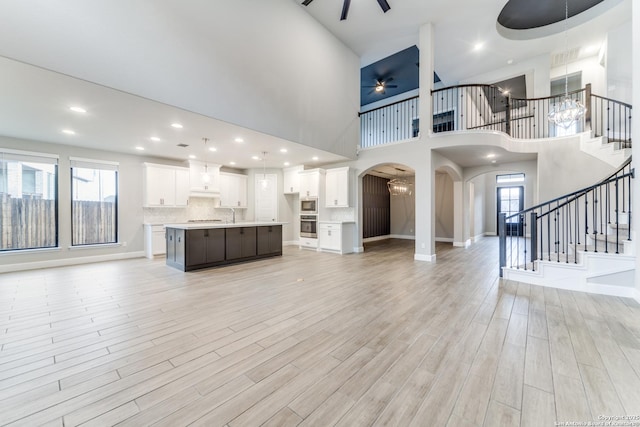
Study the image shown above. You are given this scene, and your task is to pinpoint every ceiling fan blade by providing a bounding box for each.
[340,0,351,20]
[385,85,398,88]
[377,0,391,13]
[301,0,313,5]
[385,77,394,84]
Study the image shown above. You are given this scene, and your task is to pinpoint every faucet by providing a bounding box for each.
[229,208,236,224]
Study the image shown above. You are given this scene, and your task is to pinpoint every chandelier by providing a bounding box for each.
[387,177,412,196]
[547,0,587,129]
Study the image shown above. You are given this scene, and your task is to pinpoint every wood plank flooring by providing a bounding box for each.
[0,237,639,426]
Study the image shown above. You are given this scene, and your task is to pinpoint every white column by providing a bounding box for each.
[415,149,435,261]
[418,22,434,138]
[453,181,465,247]
[633,1,640,301]
[415,22,436,261]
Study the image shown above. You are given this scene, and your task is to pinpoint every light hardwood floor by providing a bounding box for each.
[1,238,639,426]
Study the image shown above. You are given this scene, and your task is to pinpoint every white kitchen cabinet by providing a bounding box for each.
[318,222,355,254]
[299,237,318,250]
[219,172,248,208]
[299,168,324,199]
[283,165,303,194]
[144,224,166,259]
[188,160,220,197]
[143,163,190,207]
[325,167,351,208]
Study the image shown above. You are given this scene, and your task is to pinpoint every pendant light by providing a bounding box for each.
[387,167,413,196]
[547,0,587,129]
[259,151,269,190]
[201,138,211,183]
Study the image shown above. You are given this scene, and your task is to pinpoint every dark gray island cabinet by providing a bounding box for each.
[165,223,284,271]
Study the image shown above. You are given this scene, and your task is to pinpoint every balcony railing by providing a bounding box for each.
[358,84,632,149]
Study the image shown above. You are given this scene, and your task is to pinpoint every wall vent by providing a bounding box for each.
[177,143,189,147]
[551,47,580,68]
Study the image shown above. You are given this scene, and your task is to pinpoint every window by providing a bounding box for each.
[496,173,525,184]
[70,158,118,246]
[0,149,58,251]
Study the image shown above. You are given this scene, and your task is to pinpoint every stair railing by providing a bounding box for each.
[499,158,634,276]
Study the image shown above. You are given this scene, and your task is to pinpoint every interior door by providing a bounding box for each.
[497,186,524,236]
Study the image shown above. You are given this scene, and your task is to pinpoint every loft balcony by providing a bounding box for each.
[358,83,632,150]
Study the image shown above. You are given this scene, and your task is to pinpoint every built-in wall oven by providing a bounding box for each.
[300,198,318,214]
[300,215,317,238]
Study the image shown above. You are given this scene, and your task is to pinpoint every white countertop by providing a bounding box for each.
[164,221,287,229]
[317,220,356,224]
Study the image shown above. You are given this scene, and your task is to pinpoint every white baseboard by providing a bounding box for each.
[415,253,436,262]
[354,246,364,253]
[485,232,497,236]
[390,234,415,240]
[363,235,390,243]
[435,237,454,243]
[453,239,471,248]
[283,240,299,246]
[473,233,485,242]
[0,251,146,273]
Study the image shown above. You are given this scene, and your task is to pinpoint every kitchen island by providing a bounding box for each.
[164,222,285,271]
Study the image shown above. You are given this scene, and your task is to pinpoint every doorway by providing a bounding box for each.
[497,186,524,236]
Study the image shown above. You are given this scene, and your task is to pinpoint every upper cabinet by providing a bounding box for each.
[143,163,190,207]
[219,172,248,208]
[188,160,221,197]
[299,168,324,199]
[325,167,351,208]
[283,165,304,194]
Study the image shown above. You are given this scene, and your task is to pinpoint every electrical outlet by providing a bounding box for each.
[122,241,127,247]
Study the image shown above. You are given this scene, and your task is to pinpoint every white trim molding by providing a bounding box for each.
[0,251,145,273]
[435,237,454,243]
[415,253,436,262]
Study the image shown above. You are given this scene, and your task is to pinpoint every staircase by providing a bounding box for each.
[500,159,636,299]
[580,133,632,167]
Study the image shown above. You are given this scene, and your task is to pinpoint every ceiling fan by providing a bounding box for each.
[302,0,391,21]
[362,77,398,95]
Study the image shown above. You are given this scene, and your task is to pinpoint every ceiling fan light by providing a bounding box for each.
[375,84,384,92]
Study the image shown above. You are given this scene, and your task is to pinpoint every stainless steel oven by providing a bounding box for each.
[300,215,317,238]
[300,197,318,214]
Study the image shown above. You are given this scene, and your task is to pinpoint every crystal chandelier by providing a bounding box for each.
[548,0,586,129]
[387,177,413,196]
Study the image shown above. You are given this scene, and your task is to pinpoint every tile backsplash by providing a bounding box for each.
[328,207,355,222]
[143,197,246,224]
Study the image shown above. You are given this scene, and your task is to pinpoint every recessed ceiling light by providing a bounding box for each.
[230,161,236,165]
[150,136,161,142]
[69,106,86,113]
[280,148,288,153]
[312,156,319,161]
[473,42,484,51]
[491,160,497,164]
[171,123,183,129]
[188,154,196,159]
[235,137,244,143]
[507,59,514,65]
[487,153,496,159]
[284,162,290,166]
[62,129,75,135]
[135,146,145,151]
[209,147,217,152]
[252,156,260,160]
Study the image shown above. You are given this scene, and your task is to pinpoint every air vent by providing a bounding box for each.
[177,143,189,148]
[551,47,580,67]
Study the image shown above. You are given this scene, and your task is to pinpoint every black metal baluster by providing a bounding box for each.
[615,178,619,254]
[593,189,598,252]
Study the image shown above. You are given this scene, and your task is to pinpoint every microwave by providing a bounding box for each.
[300,197,318,214]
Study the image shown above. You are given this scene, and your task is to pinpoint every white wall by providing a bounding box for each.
[0,1,360,159]
[550,55,606,97]
[390,176,416,238]
[606,20,633,103]
[471,174,486,239]
[460,53,552,98]
[435,172,454,240]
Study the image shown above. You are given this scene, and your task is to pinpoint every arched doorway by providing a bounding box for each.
[360,163,415,252]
